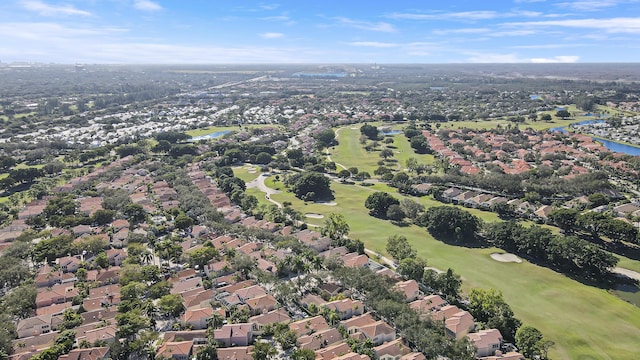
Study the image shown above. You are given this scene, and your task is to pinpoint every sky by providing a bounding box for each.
[1,0,640,64]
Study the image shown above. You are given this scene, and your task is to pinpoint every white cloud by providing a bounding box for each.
[465,52,525,63]
[259,32,283,39]
[134,0,162,12]
[432,28,490,35]
[348,41,399,48]
[530,55,580,63]
[556,0,629,11]
[21,0,92,16]
[507,17,640,33]
[333,17,396,32]
[388,10,544,21]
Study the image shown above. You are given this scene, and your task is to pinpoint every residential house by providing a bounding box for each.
[57,256,81,273]
[480,351,525,360]
[323,298,364,320]
[77,325,118,347]
[432,305,475,339]
[468,329,503,358]
[374,338,412,360]
[393,280,421,302]
[105,249,127,266]
[245,294,278,315]
[533,205,554,220]
[216,346,253,360]
[341,313,377,335]
[359,320,396,346]
[214,323,253,347]
[58,347,110,360]
[315,342,352,360]
[156,341,193,360]
[290,315,329,337]
[183,307,213,330]
[342,253,369,268]
[36,284,78,308]
[410,294,446,314]
[297,328,343,350]
[249,309,291,335]
[16,315,55,338]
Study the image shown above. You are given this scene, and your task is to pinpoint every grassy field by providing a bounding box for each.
[260,175,640,359]
[261,117,640,359]
[186,124,275,138]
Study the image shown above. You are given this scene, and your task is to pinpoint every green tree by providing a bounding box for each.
[386,204,406,222]
[195,343,218,360]
[555,110,571,119]
[386,235,416,261]
[397,257,426,281]
[174,213,195,230]
[314,129,336,148]
[321,213,350,241]
[252,341,276,360]
[365,192,399,218]
[360,124,379,140]
[468,288,521,342]
[157,294,185,317]
[416,206,480,242]
[291,348,315,360]
[399,198,424,221]
[548,208,579,233]
[291,172,331,201]
[380,149,394,160]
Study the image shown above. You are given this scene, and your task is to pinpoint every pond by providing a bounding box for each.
[190,130,232,141]
[549,120,640,156]
[613,283,640,308]
[381,130,402,135]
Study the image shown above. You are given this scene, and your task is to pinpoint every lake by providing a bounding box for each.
[190,130,232,141]
[381,130,402,135]
[550,120,640,156]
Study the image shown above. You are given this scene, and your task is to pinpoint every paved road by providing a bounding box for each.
[247,173,282,208]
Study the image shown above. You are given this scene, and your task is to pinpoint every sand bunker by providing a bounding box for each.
[613,267,640,281]
[490,253,522,263]
[305,213,325,219]
[316,201,338,206]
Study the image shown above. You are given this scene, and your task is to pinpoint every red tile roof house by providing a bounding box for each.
[36,284,78,308]
[76,325,118,347]
[57,255,81,273]
[105,249,127,266]
[393,280,422,302]
[358,320,396,346]
[323,298,365,320]
[214,323,253,347]
[182,307,213,330]
[431,305,475,339]
[85,266,120,286]
[234,285,267,302]
[315,342,352,360]
[245,294,278,315]
[216,346,254,360]
[297,327,343,350]
[156,341,193,360]
[249,309,291,335]
[410,294,447,314]
[35,268,63,288]
[58,346,110,360]
[341,313,377,336]
[16,314,60,338]
[374,338,414,360]
[290,315,330,337]
[468,328,503,358]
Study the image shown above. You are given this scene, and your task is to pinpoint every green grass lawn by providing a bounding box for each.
[232,165,261,183]
[329,126,382,174]
[265,180,640,359]
[261,123,640,359]
[186,124,276,138]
